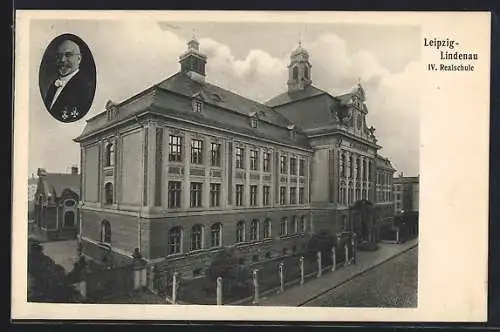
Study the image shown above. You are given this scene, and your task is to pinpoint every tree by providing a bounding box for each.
[27,238,81,302]
[206,247,251,293]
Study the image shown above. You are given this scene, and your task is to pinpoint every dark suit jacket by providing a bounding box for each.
[44,71,94,122]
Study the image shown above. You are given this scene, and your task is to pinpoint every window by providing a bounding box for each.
[249,219,259,241]
[168,181,182,208]
[192,100,203,112]
[64,211,75,227]
[191,224,203,251]
[101,220,111,243]
[342,215,348,231]
[299,216,306,232]
[356,158,361,180]
[299,159,305,176]
[363,160,367,180]
[252,254,259,263]
[105,142,114,167]
[263,185,270,206]
[292,66,298,80]
[292,216,298,233]
[250,150,258,171]
[169,226,182,254]
[236,220,245,243]
[235,184,244,206]
[355,189,360,201]
[263,152,271,172]
[104,182,113,205]
[341,154,346,178]
[191,139,203,164]
[210,183,221,207]
[263,219,271,238]
[280,155,287,174]
[235,147,245,169]
[349,156,353,178]
[396,193,401,200]
[210,223,222,247]
[299,187,305,204]
[190,182,202,207]
[250,118,258,128]
[280,217,288,236]
[64,199,76,207]
[290,158,297,175]
[250,185,258,206]
[169,135,183,162]
[290,187,297,204]
[280,186,286,205]
[210,142,221,166]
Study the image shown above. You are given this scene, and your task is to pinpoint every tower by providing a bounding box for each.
[287,41,312,92]
[179,36,208,83]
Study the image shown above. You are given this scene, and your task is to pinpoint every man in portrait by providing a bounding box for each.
[43,39,93,122]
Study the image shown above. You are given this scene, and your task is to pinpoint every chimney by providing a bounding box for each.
[37,168,47,177]
[71,165,78,175]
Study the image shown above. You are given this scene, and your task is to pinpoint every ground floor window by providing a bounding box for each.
[64,210,75,227]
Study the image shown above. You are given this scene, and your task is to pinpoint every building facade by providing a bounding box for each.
[393,174,419,214]
[32,167,80,241]
[75,38,398,278]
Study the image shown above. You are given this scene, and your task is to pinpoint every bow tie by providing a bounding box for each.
[54,79,64,88]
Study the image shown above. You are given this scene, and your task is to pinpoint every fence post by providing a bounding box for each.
[299,256,305,285]
[278,262,285,293]
[351,238,356,264]
[252,269,259,304]
[331,247,336,272]
[344,244,349,266]
[148,265,155,291]
[316,251,322,278]
[396,229,400,243]
[172,272,178,304]
[216,276,223,305]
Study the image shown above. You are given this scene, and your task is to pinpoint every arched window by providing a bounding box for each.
[169,226,183,254]
[191,224,204,251]
[101,220,111,244]
[236,220,245,243]
[64,199,76,207]
[292,216,298,233]
[105,142,115,167]
[249,219,259,241]
[104,182,113,205]
[299,216,307,232]
[210,223,222,247]
[292,66,299,80]
[263,218,272,238]
[280,217,288,236]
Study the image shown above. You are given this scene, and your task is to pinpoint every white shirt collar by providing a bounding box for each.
[54,69,80,88]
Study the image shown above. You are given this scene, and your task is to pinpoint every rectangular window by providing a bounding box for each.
[210,142,221,166]
[192,100,203,112]
[250,150,258,171]
[211,224,221,247]
[191,139,203,164]
[250,185,258,206]
[263,152,271,172]
[299,187,305,204]
[190,182,202,207]
[235,147,245,169]
[154,128,163,206]
[169,135,183,162]
[210,183,221,207]
[280,156,287,174]
[355,189,360,201]
[235,184,244,206]
[290,157,297,176]
[290,187,297,204]
[299,159,305,176]
[279,186,286,205]
[263,185,270,206]
[168,181,181,208]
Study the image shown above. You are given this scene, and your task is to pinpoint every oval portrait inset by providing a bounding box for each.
[39,33,96,123]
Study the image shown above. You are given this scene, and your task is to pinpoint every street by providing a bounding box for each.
[302,246,418,308]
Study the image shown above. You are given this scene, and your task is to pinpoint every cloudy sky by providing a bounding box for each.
[27,18,421,178]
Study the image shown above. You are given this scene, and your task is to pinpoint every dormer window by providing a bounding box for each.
[251,118,258,128]
[287,124,296,140]
[192,100,203,113]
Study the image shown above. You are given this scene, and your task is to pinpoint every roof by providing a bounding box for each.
[375,154,396,171]
[39,173,80,197]
[76,72,310,149]
[393,176,419,184]
[265,85,327,107]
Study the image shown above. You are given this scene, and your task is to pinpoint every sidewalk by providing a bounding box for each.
[257,238,419,307]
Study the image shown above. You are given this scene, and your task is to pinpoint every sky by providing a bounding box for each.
[27,18,421,178]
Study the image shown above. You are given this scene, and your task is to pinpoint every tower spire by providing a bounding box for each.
[179,35,207,83]
[287,40,312,92]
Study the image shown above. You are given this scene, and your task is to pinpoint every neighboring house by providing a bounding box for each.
[73,38,397,278]
[33,167,81,241]
[28,175,38,222]
[393,173,420,215]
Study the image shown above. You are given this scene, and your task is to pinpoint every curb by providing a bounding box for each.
[297,242,418,306]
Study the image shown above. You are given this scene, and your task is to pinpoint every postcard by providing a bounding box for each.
[12,10,490,322]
